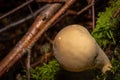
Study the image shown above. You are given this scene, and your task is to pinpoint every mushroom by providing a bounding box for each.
[53,24,112,73]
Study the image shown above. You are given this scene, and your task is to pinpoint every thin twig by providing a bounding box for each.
[44,33,53,44]
[0,0,34,20]
[65,2,94,15]
[52,2,94,26]
[26,0,35,19]
[36,0,66,3]
[92,0,95,30]
[31,52,53,67]
[113,7,120,17]
[77,2,94,15]
[26,48,31,80]
[0,4,50,33]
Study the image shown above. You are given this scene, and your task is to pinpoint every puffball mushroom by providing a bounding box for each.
[53,24,112,73]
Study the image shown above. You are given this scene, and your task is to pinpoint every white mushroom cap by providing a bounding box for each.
[53,24,112,73]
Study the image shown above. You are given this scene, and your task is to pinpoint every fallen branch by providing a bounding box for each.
[0,3,62,77]
[0,0,76,77]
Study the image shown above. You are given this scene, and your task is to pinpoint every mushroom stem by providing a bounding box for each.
[95,44,112,73]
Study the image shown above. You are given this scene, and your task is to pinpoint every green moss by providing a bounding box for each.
[23,59,60,80]
[92,0,120,48]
